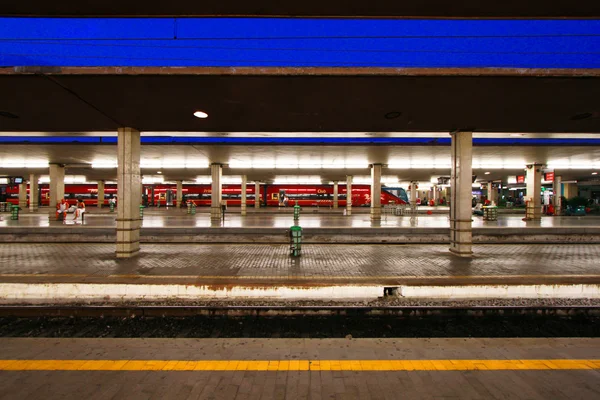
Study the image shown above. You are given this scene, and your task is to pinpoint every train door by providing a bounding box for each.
[165,189,174,206]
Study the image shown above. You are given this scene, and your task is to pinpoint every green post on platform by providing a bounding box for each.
[139,205,144,219]
[293,202,301,220]
[109,202,115,212]
[11,205,19,220]
[289,225,302,257]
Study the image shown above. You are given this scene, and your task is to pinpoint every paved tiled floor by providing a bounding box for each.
[0,243,598,284]
[1,211,598,229]
[1,338,598,399]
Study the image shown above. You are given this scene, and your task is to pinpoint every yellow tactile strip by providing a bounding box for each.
[0,359,598,371]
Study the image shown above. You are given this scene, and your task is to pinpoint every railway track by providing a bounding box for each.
[1,305,599,318]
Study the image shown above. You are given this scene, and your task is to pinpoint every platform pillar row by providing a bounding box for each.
[18,182,27,209]
[211,163,222,221]
[116,127,141,258]
[487,181,497,204]
[97,180,105,208]
[48,164,65,220]
[409,181,417,206]
[526,163,544,220]
[333,181,339,209]
[449,130,473,257]
[553,175,562,215]
[254,182,260,208]
[241,175,247,216]
[370,164,382,220]
[433,185,439,203]
[346,176,352,216]
[29,174,39,212]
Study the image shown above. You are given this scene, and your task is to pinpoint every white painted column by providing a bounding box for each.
[553,175,562,215]
[18,182,27,209]
[97,180,105,208]
[449,131,473,257]
[333,181,339,209]
[433,185,439,204]
[345,176,353,216]
[48,164,65,219]
[210,163,222,221]
[410,181,417,206]
[254,182,260,209]
[526,163,543,220]
[241,175,247,216]
[176,180,183,208]
[116,127,141,258]
[370,164,382,220]
[487,181,496,204]
[29,174,39,212]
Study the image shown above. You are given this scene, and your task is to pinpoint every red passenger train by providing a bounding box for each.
[1,183,408,207]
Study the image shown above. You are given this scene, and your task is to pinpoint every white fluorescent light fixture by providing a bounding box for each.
[195,176,212,184]
[142,176,164,184]
[91,162,117,169]
[64,175,87,184]
[0,161,49,168]
[0,178,7,184]
[222,176,242,184]
[39,175,50,183]
[472,183,481,188]
[273,175,322,184]
[193,111,208,119]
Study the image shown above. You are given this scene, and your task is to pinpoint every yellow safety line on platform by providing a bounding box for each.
[0,359,598,371]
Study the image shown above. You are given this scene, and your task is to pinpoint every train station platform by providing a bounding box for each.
[1,209,599,245]
[0,243,598,304]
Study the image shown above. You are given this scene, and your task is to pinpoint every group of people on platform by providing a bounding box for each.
[55,198,86,224]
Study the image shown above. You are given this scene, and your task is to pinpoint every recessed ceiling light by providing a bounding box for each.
[484,171,491,175]
[593,172,598,175]
[194,111,208,119]
[157,171,162,174]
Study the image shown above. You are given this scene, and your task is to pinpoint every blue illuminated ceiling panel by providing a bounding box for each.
[0,18,599,68]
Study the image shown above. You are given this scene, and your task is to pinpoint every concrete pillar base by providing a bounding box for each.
[241,204,247,216]
[211,207,222,221]
[370,208,381,221]
[116,218,141,258]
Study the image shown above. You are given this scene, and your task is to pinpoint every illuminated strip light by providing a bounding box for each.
[229,161,368,169]
[91,162,117,169]
[142,176,164,184]
[0,161,49,168]
[387,163,451,169]
[547,164,600,169]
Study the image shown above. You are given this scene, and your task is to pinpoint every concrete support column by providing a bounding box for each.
[254,182,260,208]
[433,185,439,203]
[563,183,577,199]
[48,164,65,219]
[176,181,183,208]
[18,182,27,209]
[409,181,417,205]
[487,181,497,204]
[449,131,473,257]
[116,127,141,258]
[553,175,562,215]
[241,175,247,216]
[29,175,39,212]
[97,181,105,208]
[346,176,353,216]
[210,163,222,221]
[526,163,544,220]
[333,181,339,209]
[370,164,382,220]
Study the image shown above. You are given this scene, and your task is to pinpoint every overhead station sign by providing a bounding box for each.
[545,172,555,182]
